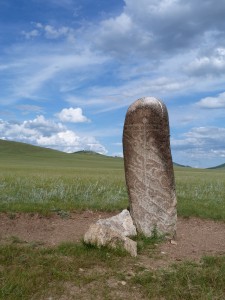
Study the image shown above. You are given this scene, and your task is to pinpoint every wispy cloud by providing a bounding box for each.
[21,29,40,39]
[0,45,109,105]
[22,23,76,41]
[16,105,45,115]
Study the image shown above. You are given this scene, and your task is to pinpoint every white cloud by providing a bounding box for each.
[21,29,39,39]
[22,23,75,41]
[112,152,123,158]
[37,130,106,153]
[36,23,75,41]
[210,150,225,158]
[0,116,107,154]
[185,48,225,76]
[2,0,225,168]
[91,12,153,58]
[43,25,71,39]
[56,107,90,123]
[196,92,225,109]
[99,13,133,36]
[171,126,225,167]
[89,0,225,60]
[4,0,225,112]
[172,126,225,155]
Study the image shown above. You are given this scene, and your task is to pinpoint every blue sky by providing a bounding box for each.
[1,0,225,168]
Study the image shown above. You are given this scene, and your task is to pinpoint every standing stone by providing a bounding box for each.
[123,97,177,238]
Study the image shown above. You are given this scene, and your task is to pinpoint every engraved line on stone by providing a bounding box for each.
[130,184,172,211]
[130,187,171,215]
[127,159,172,195]
[133,200,170,224]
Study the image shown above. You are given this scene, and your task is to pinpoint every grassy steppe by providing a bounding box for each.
[1,241,225,300]
[0,139,225,220]
[0,139,127,213]
[1,139,225,299]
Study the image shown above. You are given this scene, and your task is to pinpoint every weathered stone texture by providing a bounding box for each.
[97,209,137,237]
[123,97,177,238]
[84,209,137,257]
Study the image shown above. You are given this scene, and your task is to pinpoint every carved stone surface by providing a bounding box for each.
[123,97,177,238]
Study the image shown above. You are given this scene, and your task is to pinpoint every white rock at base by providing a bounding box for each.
[97,209,137,237]
[83,209,137,257]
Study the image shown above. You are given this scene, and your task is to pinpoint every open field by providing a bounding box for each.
[0,139,225,220]
[0,139,225,299]
[0,238,225,300]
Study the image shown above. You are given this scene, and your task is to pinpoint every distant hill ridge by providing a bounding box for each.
[74,150,105,156]
[0,139,224,169]
[0,139,104,156]
[0,139,62,154]
[0,139,123,170]
[173,162,191,168]
[208,163,225,170]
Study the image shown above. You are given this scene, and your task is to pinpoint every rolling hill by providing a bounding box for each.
[0,139,201,170]
[208,163,225,170]
[0,139,123,170]
[173,162,191,168]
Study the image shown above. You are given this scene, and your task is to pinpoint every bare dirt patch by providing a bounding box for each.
[0,212,225,264]
[160,217,225,261]
[0,211,115,246]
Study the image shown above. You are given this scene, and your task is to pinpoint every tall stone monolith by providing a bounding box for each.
[123,97,177,238]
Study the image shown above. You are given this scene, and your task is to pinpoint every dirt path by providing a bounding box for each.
[0,212,225,264]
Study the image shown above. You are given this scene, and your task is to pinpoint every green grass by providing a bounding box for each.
[133,256,225,299]
[0,241,225,299]
[1,139,225,220]
[0,140,127,213]
[0,242,128,300]
[1,140,225,299]
[176,168,225,220]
